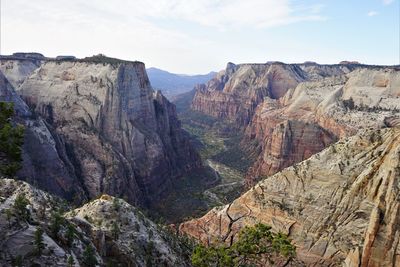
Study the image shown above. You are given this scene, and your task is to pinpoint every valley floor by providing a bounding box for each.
[152,111,254,223]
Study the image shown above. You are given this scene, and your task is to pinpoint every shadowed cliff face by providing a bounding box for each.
[0,57,201,206]
[180,126,400,266]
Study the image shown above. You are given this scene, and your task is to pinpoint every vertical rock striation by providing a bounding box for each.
[0,55,201,206]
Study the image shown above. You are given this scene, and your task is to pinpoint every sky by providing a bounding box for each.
[1,0,399,74]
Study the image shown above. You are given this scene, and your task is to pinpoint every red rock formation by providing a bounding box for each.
[180,127,400,266]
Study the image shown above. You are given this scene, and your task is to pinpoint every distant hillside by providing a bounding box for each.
[147,67,216,98]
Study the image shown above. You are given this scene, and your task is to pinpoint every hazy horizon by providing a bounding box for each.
[2,0,399,74]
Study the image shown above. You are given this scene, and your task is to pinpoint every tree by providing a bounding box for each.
[13,193,30,221]
[33,227,46,255]
[67,255,75,267]
[82,245,98,267]
[191,223,296,267]
[5,208,12,227]
[0,102,25,177]
[145,241,154,267]
[112,197,121,211]
[49,211,65,238]
[66,223,76,246]
[111,221,120,239]
[12,255,23,267]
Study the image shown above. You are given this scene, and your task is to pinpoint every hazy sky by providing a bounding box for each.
[2,0,399,74]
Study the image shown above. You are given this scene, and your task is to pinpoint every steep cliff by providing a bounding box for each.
[191,62,352,125]
[0,55,201,206]
[180,125,400,266]
[0,60,86,202]
[245,68,400,184]
[190,62,400,185]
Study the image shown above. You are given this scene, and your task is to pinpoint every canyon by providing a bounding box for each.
[191,62,400,185]
[180,125,400,266]
[0,53,201,207]
[1,53,400,266]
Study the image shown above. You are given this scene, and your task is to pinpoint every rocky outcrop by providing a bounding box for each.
[244,68,400,183]
[180,126,400,266]
[191,62,352,126]
[0,178,103,267]
[0,55,201,206]
[67,194,191,266]
[0,178,190,266]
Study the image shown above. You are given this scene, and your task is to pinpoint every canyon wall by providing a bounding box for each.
[181,126,400,266]
[0,55,201,206]
[191,62,400,185]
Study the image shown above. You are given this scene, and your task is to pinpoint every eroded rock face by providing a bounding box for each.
[0,63,85,202]
[180,127,400,266]
[67,194,191,266]
[0,179,190,267]
[0,57,201,206]
[0,178,103,267]
[244,68,400,183]
[191,62,352,126]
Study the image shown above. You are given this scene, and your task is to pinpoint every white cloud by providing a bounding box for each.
[1,0,327,73]
[132,0,325,30]
[382,0,394,5]
[367,11,379,16]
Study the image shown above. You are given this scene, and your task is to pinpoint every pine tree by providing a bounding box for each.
[0,102,24,177]
[82,245,98,267]
[13,193,30,221]
[33,227,46,255]
[5,208,12,227]
[66,223,76,246]
[49,211,65,238]
[191,223,296,267]
[111,221,120,239]
[67,255,75,267]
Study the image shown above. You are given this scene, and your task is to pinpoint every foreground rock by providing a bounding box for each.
[180,127,400,266]
[0,54,201,206]
[0,178,191,266]
[0,178,102,266]
[67,194,191,266]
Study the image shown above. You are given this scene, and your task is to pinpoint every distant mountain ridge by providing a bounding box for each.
[147,67,216,98]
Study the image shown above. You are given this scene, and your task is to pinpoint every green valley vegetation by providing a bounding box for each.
[0,102,24,177]
[191,223,296,267]
[152,108,256,223]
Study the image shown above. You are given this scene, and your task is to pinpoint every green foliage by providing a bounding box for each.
[11,255,23,267]
[67,255,75,267]
[13,193,30,221]
[0,102,25,177]
[49,211,65,238]
[191,245,234,267]
[82,245,98,267]
[112,197,121,211]
[5,208,12,227]
[145,241,154,267]
[33,227,46,255]
[191,223,296,267]
[111,221,120,239]
[66,223,76,246]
